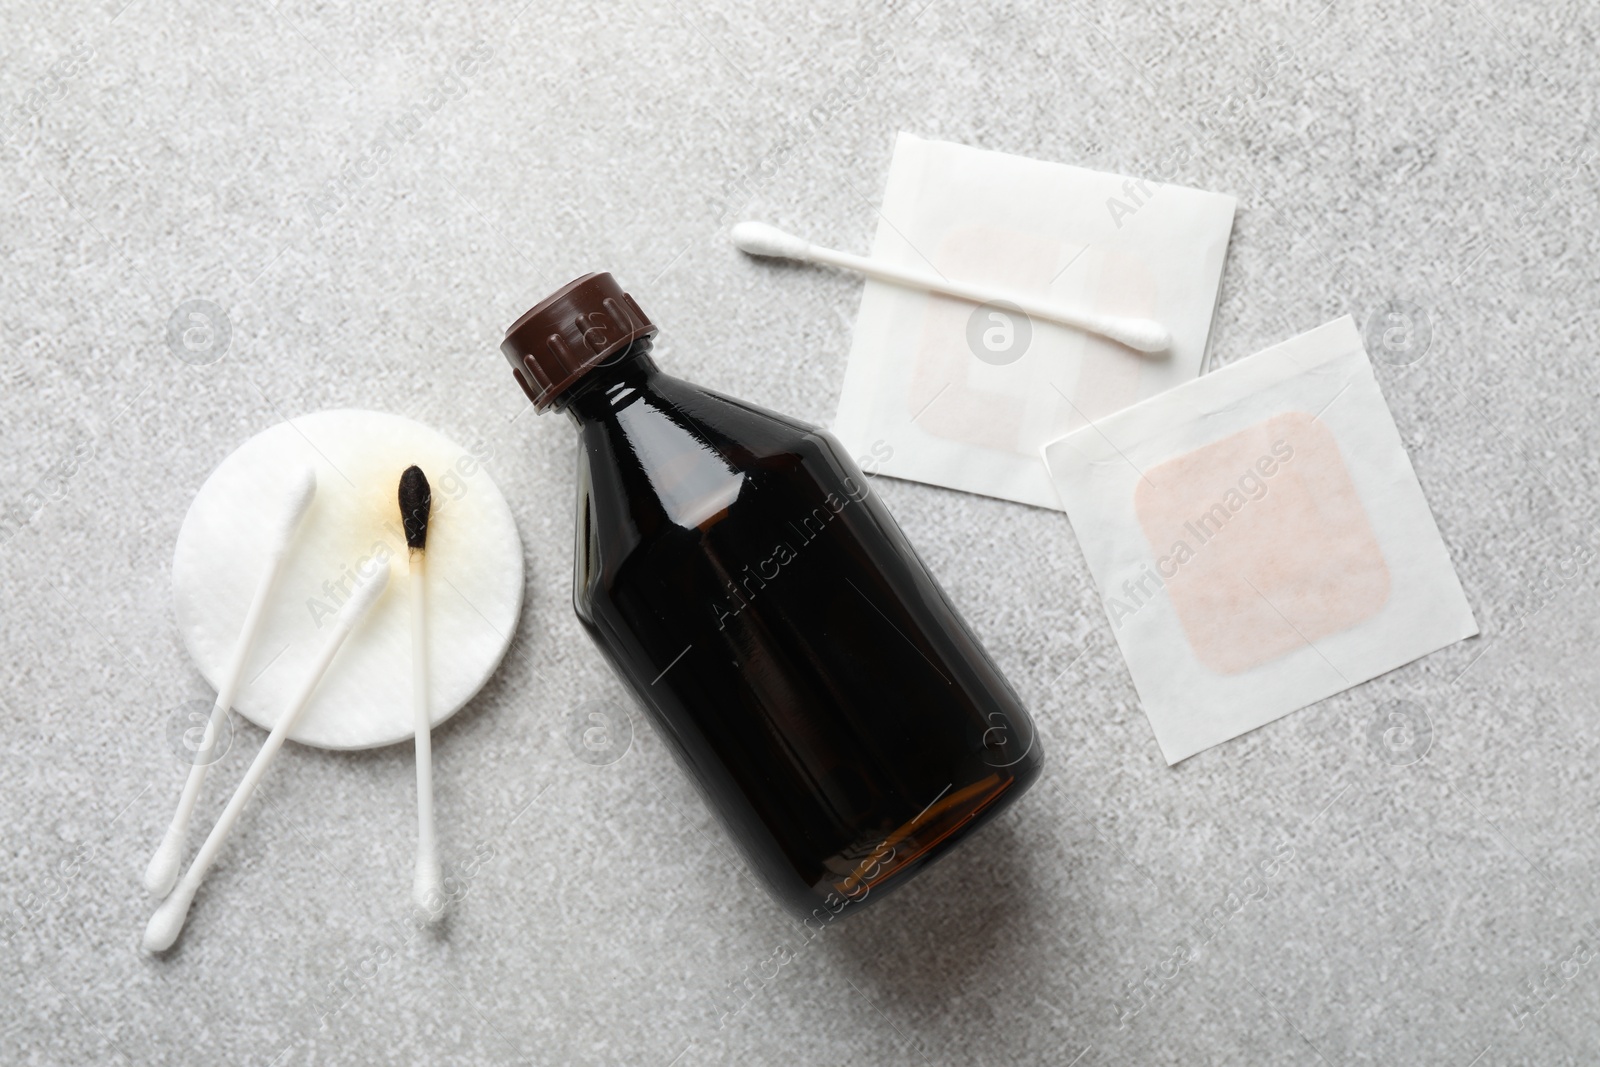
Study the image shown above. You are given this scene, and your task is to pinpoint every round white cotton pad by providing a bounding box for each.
[173,410,524,750]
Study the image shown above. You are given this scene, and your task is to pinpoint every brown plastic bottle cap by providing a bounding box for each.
[501,272,657,412]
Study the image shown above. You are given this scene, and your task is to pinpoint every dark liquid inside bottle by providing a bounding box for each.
[563,337,1042,921]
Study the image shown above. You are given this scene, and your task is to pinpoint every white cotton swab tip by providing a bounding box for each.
[272,464,319,541]
[339,560,392,620]
[730,220,812,260]
[1093,316,1172,354]
[141,880,194,954]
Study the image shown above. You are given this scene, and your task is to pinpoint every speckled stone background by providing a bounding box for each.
[4,1,1599,1064]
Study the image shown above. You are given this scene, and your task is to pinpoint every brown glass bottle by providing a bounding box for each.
[501,273,1041,923]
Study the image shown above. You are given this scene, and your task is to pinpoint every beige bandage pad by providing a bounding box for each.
[1134,412,1390,674]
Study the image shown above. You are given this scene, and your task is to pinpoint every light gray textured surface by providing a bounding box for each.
[3,1,1598,1064]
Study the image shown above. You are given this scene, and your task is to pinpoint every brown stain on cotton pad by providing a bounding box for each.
[1133,411,1390,674]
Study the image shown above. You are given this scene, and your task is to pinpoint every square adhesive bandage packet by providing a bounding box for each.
[1042,317,1478,763]
[833,132,1236,510]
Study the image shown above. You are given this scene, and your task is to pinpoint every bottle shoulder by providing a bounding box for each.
[650,375,830,459]
[572,376,863,608]
[575,374,850,492]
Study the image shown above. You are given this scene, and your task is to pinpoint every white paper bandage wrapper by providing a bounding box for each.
[834,132,1236,510]
[1042,318,1477,764]
[174,410,524,750]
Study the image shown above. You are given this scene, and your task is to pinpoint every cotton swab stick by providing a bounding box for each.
[731,220,1172,354]
[142,563,391,953]
[144,465,319,898]
[398,465,443,916]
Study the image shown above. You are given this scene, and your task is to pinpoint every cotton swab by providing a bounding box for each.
[398,465,443,916]
[142,563,391,953]
[731,220,1172,354]
[144,465,319,898]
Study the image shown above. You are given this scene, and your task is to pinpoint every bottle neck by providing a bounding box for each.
[559,338,660,425]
